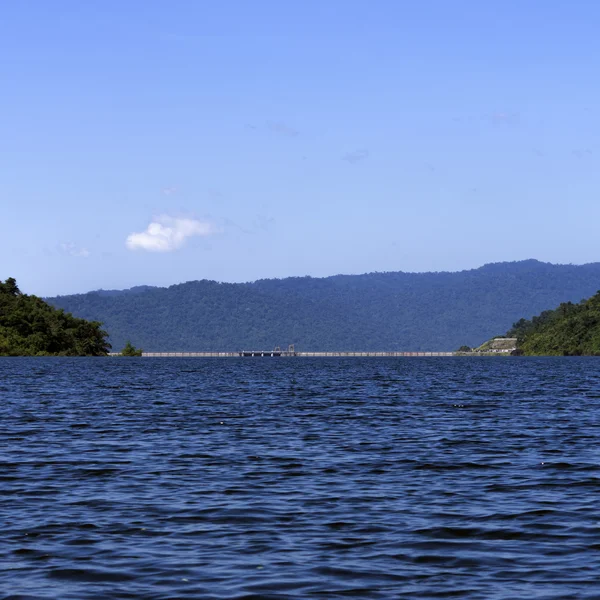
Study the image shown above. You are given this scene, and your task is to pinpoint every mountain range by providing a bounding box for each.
[47,260,600,352]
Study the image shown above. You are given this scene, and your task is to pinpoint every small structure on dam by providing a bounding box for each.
[239,345,297,357]
[473,337,518,354]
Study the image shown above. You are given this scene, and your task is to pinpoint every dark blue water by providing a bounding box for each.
[2,358,600,599]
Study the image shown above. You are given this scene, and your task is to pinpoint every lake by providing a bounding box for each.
[1,357,599,599]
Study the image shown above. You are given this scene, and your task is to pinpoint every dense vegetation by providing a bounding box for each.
[0,278,110,356]
[47,260,600,352]
[507,291,600,355]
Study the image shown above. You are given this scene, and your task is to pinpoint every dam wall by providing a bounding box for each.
[114,351,455,357]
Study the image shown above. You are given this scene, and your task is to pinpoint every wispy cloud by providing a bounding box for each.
[266,121,299,137]
[488,111,520,126]
[59,242,90,258]
[126,216,218,252]
[342,148,369,164]
[572,148,593,159]
[253,214,276,232]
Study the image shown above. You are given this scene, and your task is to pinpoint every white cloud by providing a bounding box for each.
[59,243,90,258]
[126,216,217,252]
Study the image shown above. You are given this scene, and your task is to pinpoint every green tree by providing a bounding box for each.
[0,277,20,296]
[121,341,143,356]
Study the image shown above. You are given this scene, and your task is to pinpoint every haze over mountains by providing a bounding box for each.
[47,260,600,352]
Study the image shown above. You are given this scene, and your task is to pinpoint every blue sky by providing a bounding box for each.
[2,1,599,296]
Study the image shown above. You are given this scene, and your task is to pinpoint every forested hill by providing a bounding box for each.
[508,291,600,355]
[0,278,110,356]
[47,260,600,352]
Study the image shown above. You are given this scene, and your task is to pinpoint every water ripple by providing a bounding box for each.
[1,357,600,599]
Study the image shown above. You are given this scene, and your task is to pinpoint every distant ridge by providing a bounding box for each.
[87,285,158,298]
[48,260,600,352]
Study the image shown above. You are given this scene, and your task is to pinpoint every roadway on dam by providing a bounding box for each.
[129,351,456,357]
